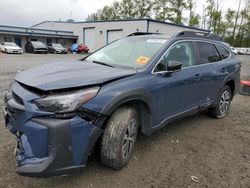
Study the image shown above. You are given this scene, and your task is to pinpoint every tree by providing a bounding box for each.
[168,0,187,24]
[154,0,187,24]
[225,8,236,29]
[153,0,170,21]
[187,0,200,27]
[232,0,241,45]
[206,0,222,34]
[87,13,99,21]
[133,0,154,18]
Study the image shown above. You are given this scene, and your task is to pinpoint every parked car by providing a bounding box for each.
[0,42,23,54]
[245,49,250,55]
[230,47,237,55]
[25,41,48,53]
[235,48,245,55]
[69,43,89,53]
[48,43,67,54]
[77,44,89,53]
[3,31,240,177]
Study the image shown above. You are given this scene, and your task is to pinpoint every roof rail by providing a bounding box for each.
[127,32,162,37]
[174,30,222,41]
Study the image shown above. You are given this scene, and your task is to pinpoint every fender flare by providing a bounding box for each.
[100,88,155,135]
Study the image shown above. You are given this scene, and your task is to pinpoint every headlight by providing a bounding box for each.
[34,87,99,113]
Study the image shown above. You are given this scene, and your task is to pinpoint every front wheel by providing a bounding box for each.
[101,106,139,170]
[209,85,232,118]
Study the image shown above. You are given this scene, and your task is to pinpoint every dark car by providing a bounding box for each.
[25,41,48,53]
[3,31,240,177]
[48,43,67,54]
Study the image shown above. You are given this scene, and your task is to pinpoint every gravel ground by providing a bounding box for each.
[0,53,249,188]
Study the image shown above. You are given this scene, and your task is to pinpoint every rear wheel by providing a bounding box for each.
[101,106,139,170]
[209,85,232,118]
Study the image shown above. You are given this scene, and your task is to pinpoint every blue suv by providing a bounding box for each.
[3,31,240,177]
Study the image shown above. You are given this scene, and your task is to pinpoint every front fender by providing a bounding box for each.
[82,73,157,134]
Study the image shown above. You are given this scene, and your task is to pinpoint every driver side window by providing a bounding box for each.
[155,41,195,72]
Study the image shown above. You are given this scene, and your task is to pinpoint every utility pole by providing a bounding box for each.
[232,0,241,46]
[201,4,206,30]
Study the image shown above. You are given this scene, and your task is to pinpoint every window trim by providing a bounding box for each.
[214,44,231,60]
[194,41,222,64]
[152,39,232,74]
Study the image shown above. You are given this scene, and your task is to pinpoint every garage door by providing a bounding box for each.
[84,28,95,52]
[107,30,123,44]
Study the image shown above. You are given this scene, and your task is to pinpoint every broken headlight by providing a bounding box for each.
[34,87,99,113]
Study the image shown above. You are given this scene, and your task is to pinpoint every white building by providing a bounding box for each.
[0,19,209,52]
[32,19,209,52]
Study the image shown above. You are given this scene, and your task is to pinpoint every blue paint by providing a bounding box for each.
[70,117,94,165]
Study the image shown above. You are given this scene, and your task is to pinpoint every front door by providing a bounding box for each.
[154,41,204,125]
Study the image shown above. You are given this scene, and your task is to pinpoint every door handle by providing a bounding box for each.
[194,74,201,81]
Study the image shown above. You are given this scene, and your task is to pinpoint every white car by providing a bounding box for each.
[230,47,238,55]
[0,42,23,54]
[245,49,250,55]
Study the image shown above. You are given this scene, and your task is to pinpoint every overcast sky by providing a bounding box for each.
[0,0,242,27]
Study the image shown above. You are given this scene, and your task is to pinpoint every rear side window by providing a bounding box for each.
[216,45,230,59]
[196,42,221,64]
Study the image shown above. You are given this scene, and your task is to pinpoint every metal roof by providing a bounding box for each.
[0,25,78,39]
[31,18,209,32]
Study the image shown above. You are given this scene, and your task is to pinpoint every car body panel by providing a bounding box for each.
[14,61,137,91]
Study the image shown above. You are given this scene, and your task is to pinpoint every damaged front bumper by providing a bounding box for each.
[3,82,105,177]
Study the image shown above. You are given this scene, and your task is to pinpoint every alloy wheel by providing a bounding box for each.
[122,118,137,159]
[219,90,231,115]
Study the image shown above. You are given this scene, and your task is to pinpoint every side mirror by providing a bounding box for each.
[168,60,182,71]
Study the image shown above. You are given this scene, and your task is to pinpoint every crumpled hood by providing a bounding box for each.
[14,61,137,91]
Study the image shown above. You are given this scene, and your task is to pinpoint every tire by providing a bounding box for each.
[5,49,8,54]
[209,85,232,119]
[101,106,139,170]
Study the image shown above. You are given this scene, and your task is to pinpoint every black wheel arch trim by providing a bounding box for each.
[100,88,155,135]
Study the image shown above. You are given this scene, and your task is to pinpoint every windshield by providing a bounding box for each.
[4,42,17,47]
[86,37,167,69]
[31,41,46,48]
[52,43,64,48]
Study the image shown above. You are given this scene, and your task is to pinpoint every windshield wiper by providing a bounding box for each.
[92,60,114,68]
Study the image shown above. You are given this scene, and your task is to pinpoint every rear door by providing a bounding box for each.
[194,41,223,102]
[212,44,237,98]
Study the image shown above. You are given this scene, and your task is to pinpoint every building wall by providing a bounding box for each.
[148,21,207,37]
[33,22,82,39]
[32,20,208,52]
[77,20,147,51]
[33,20,147,51]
